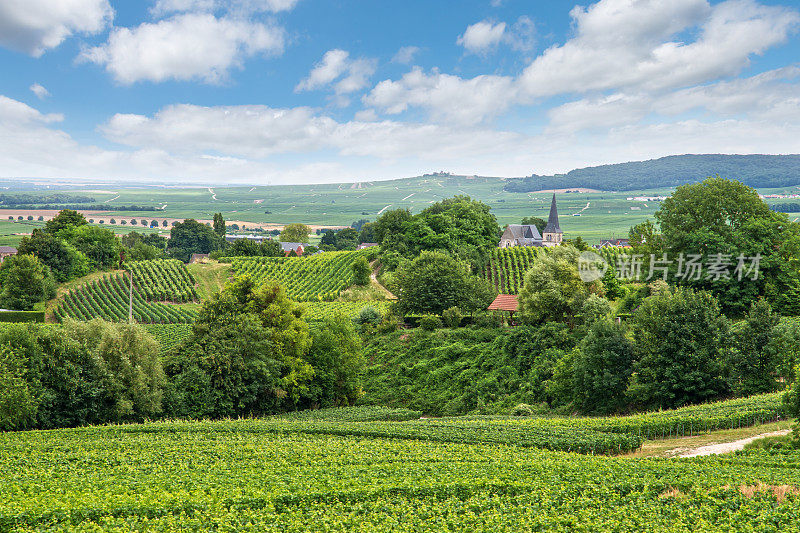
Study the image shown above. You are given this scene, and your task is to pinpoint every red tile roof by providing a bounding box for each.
[488,294,518,312]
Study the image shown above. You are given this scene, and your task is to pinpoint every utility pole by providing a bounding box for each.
[128,270,134,324]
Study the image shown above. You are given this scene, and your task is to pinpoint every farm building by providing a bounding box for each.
[0,246,17,263]
[280,242,305,256]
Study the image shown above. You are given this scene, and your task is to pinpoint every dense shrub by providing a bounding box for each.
[418,314,442,331]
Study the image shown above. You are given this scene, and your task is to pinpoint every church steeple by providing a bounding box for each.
[542,193,562,246]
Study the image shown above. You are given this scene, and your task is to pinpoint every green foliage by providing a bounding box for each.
[573,319,635,414]
[0,346,37,430]
[44,209,87,233]
[230,251,369,301]
[60,225,121,269]
[164,276,313,419]
[581,294,612,326]
[0,254,56,310]
[729,299,781,395]
[517,246,592,325]
[395,251,495,315]
[520,216,546,234]
[303,314,365,408]
[442,306,462,328]
[212,213,226,238]
[126,259,199,302]
[225,237,260,256]
[418,314,442,331]
[0,321,164,429]
[628,287,729,410]
[167,219,221,262]
[17,229,91,281]
[279,223,311,243]
[277,405,421,421]
[353,305,382,331]
[503,154,800,191]
[0,311,45,323]
[362,326,579,415]
[61,319,165,422]
[376,196,500,269]
[351,256,371,286]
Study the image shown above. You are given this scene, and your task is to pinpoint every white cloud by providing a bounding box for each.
[80,13,284,84]
[29,83,51,100]
[150,0,299,16]
[457,20,506,54]
[0,0,112,56]
[365,67,517,125]
[296,49,377,96]
[100,102,520,160]
[519,0,800,96]
[392,46,420,64]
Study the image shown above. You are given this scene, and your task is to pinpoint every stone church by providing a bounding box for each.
[499,193,563,248]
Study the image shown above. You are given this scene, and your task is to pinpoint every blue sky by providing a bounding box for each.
[0,0,799,184]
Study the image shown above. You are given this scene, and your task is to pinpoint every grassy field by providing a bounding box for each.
[3,176,799,246]
[2,405,799,531]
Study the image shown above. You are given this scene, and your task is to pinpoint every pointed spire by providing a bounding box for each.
[543,193,561,234]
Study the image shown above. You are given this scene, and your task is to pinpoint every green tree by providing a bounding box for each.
[167,219,221,262]
[0,254,56,310]
[0,346,38,430]
[517,246,593,325]
[17,230,91,281]
[164,276,313,418]
[628,287,728,410]
[374,208,412,248]
[44,209,87,234]
[212,213,226,238]
[729,299,780,395]
[574,319,635,414]
[226,238,260,257]
[358,222,376,243]
[279,223,311,243]
[352,256,371,286]
[521,216,546,235]
[259,239,282,257]
[395,251,495,315]
[581,294,612,326]
[335,228,359,250]
[62,319,165,422]
[303,314,364,407]
[61,225,121,269]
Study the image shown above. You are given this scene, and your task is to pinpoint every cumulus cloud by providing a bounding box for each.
[29,83,51,100]
[80,13,284,84]
[457,20,507,54]
[519,0,800,96]
[150,0,299,16]
[295,49,377,96]
[392,46,420,64]
[365,67,517,125]
[0,0,112,56]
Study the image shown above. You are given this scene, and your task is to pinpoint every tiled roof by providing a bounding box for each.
[488,294,519,312]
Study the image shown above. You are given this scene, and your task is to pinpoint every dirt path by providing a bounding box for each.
[370,263,396,300]
[679,430,790,458]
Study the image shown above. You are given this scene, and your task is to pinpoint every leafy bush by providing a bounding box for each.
[442,306,462,328]
[418,314,442,331]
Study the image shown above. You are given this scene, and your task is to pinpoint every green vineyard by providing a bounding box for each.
[126,259,199,303]
[230,251,368,301]
[54,270,198,324]
[302,301,392,322]
[484,247,542,294]
[144,323,193,353]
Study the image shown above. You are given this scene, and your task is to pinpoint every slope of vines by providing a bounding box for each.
[484,247,542,294]
[126,259,199,303]
[54,273,197,324]
[230,251,368,301]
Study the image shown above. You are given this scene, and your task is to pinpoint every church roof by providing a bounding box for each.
[543,193,562,234]
[505,224,542,242]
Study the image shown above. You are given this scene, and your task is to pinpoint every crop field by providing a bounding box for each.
[2,402,800,531]
[230,251,369,301]
[127,259,199,303]
[301,301,391,322]
[53,272,197,324]
[484,247,543,294]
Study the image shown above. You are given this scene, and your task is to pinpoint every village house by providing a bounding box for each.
[0,246,17,263]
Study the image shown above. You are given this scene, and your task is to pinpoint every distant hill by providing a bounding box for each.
[503,154,800,192]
